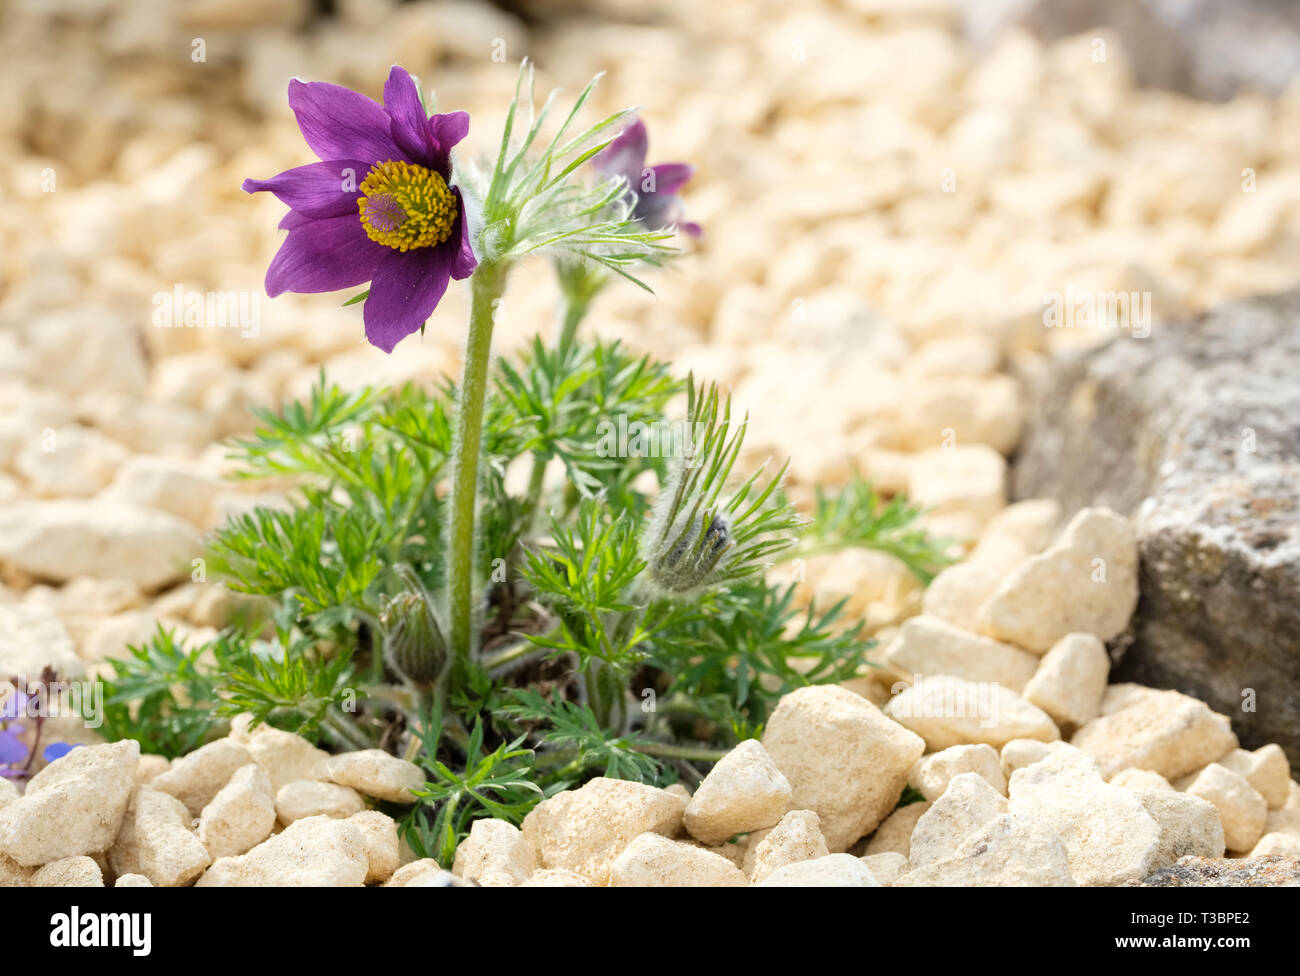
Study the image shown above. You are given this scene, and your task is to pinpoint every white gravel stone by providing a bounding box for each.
[1181,763,1267,853]
[921,561,1004,633]
[1008,750,1160,886]
[609,833,748,887]
[228,714,330,791]
[1000,738,1076,780]
[196,815,369,886]
[152,739,253,817]
[30,855,105,887]
[521,777,685,884]
[1132,788,1226,868]
[1250,832,1300,857]
[1110,768,1175,791]
[275,779,365,824]
[0,500,202,590]
[198,764,276,859]
[758,853,881,887]
[893,813,1076,887]
[1071,687,1238,780]
[323,749,423,804]
[1216,745,1291,809]
[864,801,930,857]
[744,809,830,881]
[683,739,792,845]
[909,772,1009,865]
[977,508,1138,652]
[882,614,1040,693]
[347,810,400,884]
[452,818,537,887]
[909,744,1006,801]
[520,868,593,887]
[860,851,908,885]
[1021,632,1109,732]
[0,739,139,866]
[0,602,82,679]
[762,685,925,850]
[886,675,1060,751]
[108,786,211,887]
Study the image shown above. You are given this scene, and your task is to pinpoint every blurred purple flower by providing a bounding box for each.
[243,66,477,354]
[42,742,76,763]
[593,118,701,238]
[0,728,27,771]
[0,688,27,721]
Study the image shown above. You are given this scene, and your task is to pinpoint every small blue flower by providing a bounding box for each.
[42,742,77,763]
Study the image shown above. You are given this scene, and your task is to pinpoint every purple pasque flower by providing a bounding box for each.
[592,118,701,238]
[243,66,478,353]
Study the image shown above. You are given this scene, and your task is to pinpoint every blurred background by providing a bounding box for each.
[3,0,1300,649]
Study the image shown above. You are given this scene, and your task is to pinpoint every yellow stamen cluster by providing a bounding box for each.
[358,160,456,252]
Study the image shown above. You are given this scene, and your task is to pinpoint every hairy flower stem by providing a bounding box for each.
[555,292,590,356]
[447,258,508,663]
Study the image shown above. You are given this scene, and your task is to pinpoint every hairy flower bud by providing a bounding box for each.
[648,509,734,595]
[380,588,448,685]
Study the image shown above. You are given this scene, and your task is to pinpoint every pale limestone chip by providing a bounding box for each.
[977,508,1138,652]
[275,780,365,824]
[30,855,104,887]
[762,685,925,850]
[1182,763,1267,853]
[521,777,685,884]
[910,743,1006,801]
[886,676,1059,751]
[744,809,829,881]
[324,749,423,804]
[1021,632,1109,732]
[1072,689,1237,781]
[0,739,139,866]
[609,833,748,886]
[1008,750,1160,886]
[199,764,276,859]
[452,818,536,887]
[151,739,252,816]
[683,739,791,845]
[759,853,881,886]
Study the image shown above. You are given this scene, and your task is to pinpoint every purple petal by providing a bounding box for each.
[42,741,76,763]
[592,118,647,185]
[649,162,694,195]
[279,209,312,230]
[363,245,455,353]
[633,190,688,232]
[0,730,27,765]
[243,160,369,219]
[265,212,388,297]
[680,220,703,238]
[426,111,470,179]
[384,66,434,166]
[288,78,404,165]
[448,189,477,280]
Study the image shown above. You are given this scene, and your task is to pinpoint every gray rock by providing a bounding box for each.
[1011,291,1300,768]
[962,0,1300,101]
[1129,855,1300,887]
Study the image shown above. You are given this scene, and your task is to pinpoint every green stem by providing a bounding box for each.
[447,259,508,662]
[630,741,728,762]
[556,292,589,355]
